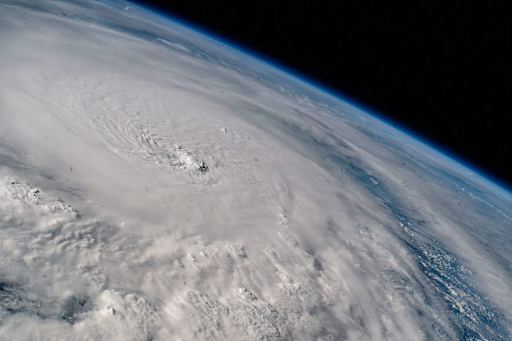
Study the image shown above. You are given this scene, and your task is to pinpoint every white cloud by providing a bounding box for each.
[0,1,510,340]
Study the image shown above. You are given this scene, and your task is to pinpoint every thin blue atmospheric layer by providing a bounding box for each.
[120,0,512,198]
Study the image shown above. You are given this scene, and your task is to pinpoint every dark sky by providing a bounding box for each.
[136,0,512,190]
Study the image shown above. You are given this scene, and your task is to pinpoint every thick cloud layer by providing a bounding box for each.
[0,1,511,340]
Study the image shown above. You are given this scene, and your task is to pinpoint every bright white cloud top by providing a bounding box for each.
[0,1,511,340]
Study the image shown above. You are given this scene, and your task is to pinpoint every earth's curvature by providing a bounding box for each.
[0,1,511,340]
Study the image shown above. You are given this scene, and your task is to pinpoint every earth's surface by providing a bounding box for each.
[0,1,511,340]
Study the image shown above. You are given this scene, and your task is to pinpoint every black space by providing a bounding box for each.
[136,0,512,190]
